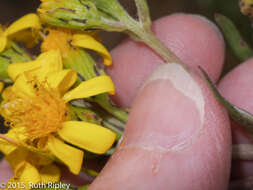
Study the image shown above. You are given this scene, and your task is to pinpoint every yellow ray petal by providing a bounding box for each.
[58,121,116,154]
[0,128,27,156]
[8,50,62,82]
[5,148,28,169]
[40,163,61,183]
[47,69,77,95]
[18,162,41,185]
[72,34,112,66]
[8,61,41,81]
[47,136,83,174]
[0,35,7,53]
[11,73,34,98]
[63,76,115,102]
[35,50,63,79]
[0,136,17,156]
[4,13,41,37]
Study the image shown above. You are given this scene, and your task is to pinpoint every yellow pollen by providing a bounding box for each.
[1,82,69,141]
[41,28,74,57]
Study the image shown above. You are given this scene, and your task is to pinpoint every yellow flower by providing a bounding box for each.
[0,13,41,53]
[41,28,112,66]
[4,148,60,189]
[0,50,116,175]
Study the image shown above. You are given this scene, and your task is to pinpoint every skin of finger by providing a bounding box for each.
[107,13,225,108]
[218,58,253,179]
[0,159,13,183]
[90,65,231,190]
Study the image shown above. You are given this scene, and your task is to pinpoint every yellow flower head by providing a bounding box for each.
[41,28,112,66]
[4,82,69,141]
[0,50,116,175]
[0,13,41,53]
[5,148,60,188]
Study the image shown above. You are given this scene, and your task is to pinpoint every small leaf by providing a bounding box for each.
[0,41,31,80]
[199,66,253,139]
[215,13,253,62]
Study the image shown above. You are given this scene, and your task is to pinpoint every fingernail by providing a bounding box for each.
[121,63,205,152]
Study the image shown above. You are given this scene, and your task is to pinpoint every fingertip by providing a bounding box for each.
[108,13,225,107]
[91,64,231,190]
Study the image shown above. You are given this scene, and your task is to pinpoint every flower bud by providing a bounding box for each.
[38,0,126,32]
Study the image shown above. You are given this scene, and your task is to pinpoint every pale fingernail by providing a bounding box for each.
[120,63,205,152]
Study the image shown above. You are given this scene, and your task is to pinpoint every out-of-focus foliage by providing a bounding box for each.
[196,0,252,43]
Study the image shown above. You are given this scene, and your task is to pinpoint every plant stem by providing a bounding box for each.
[134,28,182,64]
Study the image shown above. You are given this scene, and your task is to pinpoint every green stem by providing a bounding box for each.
[70,100,124,138]
[122,16,184,65]
[92,94,128,123]
[199,66,253,139]
[134,28,183,64]
[102,118,124,140]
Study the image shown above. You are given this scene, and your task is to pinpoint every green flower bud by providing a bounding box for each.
[38,0,127,32]
[38,0,182,64]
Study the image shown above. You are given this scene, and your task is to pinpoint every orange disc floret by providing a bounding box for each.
[1,81,69,141]
[41,28,74,57]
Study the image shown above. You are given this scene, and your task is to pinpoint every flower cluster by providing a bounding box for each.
[0,13,117,186]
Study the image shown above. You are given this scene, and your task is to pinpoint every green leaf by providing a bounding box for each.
[215,14,253,62]
[199,66,253,139]
[0,41,31,80]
